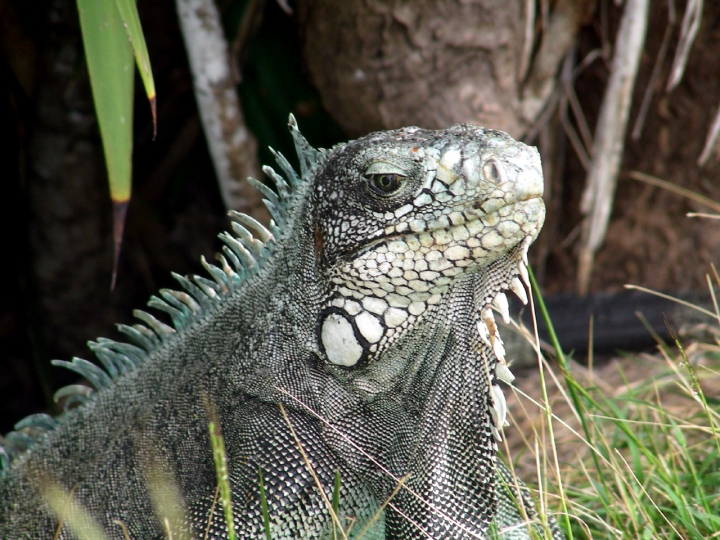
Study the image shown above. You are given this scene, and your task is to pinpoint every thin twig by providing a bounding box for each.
[614,450,684,537]
[698,102,720,166]
[666,0,703,91]
[623,284,719,321]
[573,48,604,79]
[527,270,573,538]
[629,171,720,213]
[518,0,536,83]
[354,475,410,539]
[112,521,131,540]
[577,0,650,294]
[525,86,562,143]
[53,485,78,540]
[563,77,593,156]
[561,101,591,171]
[631,23,674,140]
[275,387,485,538]
[203,484,221,540]
[229,0,266,84]
[279,403,349,540]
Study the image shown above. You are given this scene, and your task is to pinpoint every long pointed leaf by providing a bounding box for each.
[76,0,134,287]
[114,0,157,134]
[77,0,134,203]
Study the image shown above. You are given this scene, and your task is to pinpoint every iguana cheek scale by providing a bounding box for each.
[0,117,562,539]
[318,129,543,373]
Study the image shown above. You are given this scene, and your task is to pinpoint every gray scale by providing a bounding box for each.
[1,117,561,539]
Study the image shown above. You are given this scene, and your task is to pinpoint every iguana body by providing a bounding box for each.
[0,119,558,539]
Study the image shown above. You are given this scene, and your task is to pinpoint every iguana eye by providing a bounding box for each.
[368,173,404,194]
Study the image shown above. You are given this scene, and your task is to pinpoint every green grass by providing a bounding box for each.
[509,268,720,539]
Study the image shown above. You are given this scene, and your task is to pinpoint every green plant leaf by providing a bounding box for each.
[258,467,271,540]
[76,0,134,288]
[210,421,236,540]
[114,0,157,134]
[77,0,134,204]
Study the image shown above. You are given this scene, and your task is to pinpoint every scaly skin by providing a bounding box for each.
[0,119,554,539]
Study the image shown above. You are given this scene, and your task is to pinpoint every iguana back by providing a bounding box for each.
[0,118,559,539]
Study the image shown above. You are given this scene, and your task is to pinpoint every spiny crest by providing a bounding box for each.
[0,115,318,474]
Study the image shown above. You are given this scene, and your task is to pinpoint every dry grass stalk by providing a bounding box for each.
[666,0,703,92]
[577,0,650,295]
[698,103,720,166]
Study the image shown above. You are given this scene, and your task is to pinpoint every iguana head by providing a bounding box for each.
[309,124,545,369]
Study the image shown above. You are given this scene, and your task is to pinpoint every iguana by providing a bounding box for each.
[0,117,560,539]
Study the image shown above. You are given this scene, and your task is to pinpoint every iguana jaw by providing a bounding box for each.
[477,234,535,358]
[318,127,545,369]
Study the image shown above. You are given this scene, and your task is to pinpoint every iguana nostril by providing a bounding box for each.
[483,159,504,183]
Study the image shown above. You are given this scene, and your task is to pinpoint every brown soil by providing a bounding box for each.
[503,330,720,479]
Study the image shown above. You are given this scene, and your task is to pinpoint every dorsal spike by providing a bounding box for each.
[53,384,94,410]
[51,358,113,390]
[133,309,176,339]
[229,220,253,243]
[97,338,146,366]
[262,200,286,227]
[14,413,58,432]
[215,254,241,285]
[220,233,257,268]
[110,348,137,372]
[288,113,323,181]
[228,211,274,243]
[86,342,120,378]
[269,147,301,188]
[267,220,281,238]
[193,276,221,299]
[131,323,162,348]
[230,222,266,258]
[0,445,11,470]
[159,290,194,315]
[172,273,213,311]
[4,431,33,452]
[221,245,244,274]
[248,178,287,227]
[117,324,156,352]
[148,296,187,330]
[202,255,232,291]
[161,289,202,315]
[88,342,134,376]
[262,165,291,200]
[61,394,89,411]
[247,178,282,214]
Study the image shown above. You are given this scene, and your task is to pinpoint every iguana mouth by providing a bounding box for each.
[366,195,544,256]
[478,234,533,344]
[465,234,535,443]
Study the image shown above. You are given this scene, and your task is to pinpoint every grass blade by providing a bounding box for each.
[113,0,157,134]
[258,467,272,540]
[209,420,236,540]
